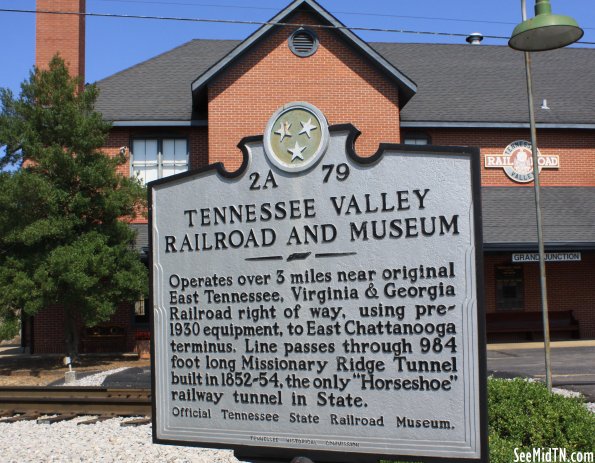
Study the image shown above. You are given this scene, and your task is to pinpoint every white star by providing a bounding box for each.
[274,120,292,142]
[298,118,317,138]
[288,141,306,162]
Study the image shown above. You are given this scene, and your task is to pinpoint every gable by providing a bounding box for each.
[206,8,407,166]
[191,0,416,112]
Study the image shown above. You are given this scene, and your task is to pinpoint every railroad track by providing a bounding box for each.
[0,387,151,425]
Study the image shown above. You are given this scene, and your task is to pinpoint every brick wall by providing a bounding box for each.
[103,124,594,191]
[31,305,65,354]
[425,128,595,187]
[36,0,85,78]
[484,252,595,338]
[31,303,137,354]
[208,10,401,170]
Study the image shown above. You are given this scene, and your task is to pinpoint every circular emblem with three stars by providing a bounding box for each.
[263,102,329,173]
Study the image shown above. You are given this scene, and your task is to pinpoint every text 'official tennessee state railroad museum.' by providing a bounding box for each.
[24,0,595,354]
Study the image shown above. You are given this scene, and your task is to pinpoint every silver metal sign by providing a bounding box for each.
[150,105,486,463]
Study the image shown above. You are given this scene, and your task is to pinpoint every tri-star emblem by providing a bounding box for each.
[274,117,318,162]
[264,102,329,173]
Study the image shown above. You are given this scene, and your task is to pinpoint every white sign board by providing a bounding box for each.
[512,252,581,263]
[151,108,487,463]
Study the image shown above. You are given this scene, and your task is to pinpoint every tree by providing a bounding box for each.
[0,56,148,357]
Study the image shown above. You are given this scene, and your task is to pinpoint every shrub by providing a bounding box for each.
[488,378,594,463]
[384,377,594,463]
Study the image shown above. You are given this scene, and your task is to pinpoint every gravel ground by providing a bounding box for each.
[0,417,239,463]
[0,354,150,387]
[552,386,595,413]
[1,367,241,463]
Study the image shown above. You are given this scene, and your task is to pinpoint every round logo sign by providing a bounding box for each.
[263,102,329,173]
[484,140,560,183]
[503,140,539,183]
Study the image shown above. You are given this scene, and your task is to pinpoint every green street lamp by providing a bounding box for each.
[509,0,584,51]
[508,0,583,392]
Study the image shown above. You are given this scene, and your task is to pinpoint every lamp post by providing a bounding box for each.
[508,0,583,392]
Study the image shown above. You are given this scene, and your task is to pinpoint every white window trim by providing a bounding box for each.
[130,138,189,184]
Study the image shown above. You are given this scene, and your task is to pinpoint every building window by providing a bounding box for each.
[495,266,524,311]
[403,133,430,145]
[134,297,149,324]
[131,138,188,184]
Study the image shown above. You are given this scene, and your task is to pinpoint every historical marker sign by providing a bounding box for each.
[151,103,487,463]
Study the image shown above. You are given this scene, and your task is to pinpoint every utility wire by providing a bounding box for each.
[1,7,594,45]
[0,7,522,41]
[92,0,520,25]
[92,0,595,30]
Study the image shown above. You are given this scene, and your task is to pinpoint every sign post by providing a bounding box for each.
[150,103,487,462]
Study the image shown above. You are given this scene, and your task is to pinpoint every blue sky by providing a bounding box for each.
[0,0,593,96]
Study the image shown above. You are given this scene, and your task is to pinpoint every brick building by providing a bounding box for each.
[24,0,594,353]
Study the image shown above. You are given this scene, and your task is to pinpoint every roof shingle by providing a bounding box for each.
[482,187,595,249]
[96,40,595,126]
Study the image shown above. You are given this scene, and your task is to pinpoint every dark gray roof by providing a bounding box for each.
[482,187,595,250]
[96,40,238,122]
[372,43,595,127]
[96,39,595,126]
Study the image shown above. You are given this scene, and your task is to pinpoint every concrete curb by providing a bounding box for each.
[488,339,595,351]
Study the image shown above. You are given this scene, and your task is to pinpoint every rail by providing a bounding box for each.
[0,386,151,425]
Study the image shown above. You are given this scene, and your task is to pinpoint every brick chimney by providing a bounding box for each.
[36,0,85,79]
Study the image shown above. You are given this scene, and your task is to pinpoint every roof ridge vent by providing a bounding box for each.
[289,28,319,57]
